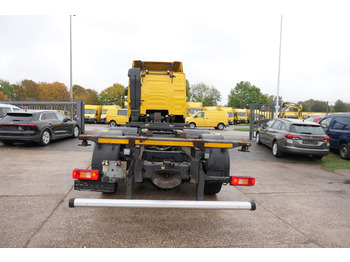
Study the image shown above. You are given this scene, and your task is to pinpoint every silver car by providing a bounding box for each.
[256,118,330,159]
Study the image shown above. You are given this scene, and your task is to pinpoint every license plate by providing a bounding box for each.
[302,140,318,145]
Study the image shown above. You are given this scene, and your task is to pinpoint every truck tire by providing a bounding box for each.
[204,182,222,195]
[90,130,124,193]
[199,134,230,195]
[189,122,196,128]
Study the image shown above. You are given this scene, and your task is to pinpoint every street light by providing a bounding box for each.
[70,15,76,102]
[275,15,283,118]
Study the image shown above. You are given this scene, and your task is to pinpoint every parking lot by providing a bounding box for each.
[0,124,349,248]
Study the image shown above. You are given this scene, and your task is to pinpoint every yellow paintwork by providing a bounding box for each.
[85,105,102,123]
[186,110,228,128]
[129,61,187,121]
[97,137,233,148]
[186,102,202,117]
[106,109,129,125]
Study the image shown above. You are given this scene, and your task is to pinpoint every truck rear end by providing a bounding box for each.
[69,61,256,211]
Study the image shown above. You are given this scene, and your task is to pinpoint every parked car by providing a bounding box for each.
[306,116,323,123]
[0,103,21,120]
[256,118,330,159]
[318,113,350,159]
[0,110,80,146]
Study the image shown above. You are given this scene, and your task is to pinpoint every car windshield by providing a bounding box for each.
[85,109,96,114]
[189,108,201,114]
[290,124,325,135]
[238,112,247,117]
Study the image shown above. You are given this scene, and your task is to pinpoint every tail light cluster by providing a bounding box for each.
[230,176,255,186]
[284,134,301,140]
[72,169,99,180]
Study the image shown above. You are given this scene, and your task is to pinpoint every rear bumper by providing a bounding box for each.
[0,134,41,143]
[283,145,330,156]
[69,198,256,210]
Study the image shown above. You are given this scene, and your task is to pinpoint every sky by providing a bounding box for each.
[1,0,350,106]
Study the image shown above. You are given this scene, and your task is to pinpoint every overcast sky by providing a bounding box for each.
[1,0,350,105]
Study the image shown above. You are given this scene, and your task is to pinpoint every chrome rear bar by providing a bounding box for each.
[69,198,256,210]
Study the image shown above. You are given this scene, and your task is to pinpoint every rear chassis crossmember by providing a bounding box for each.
[70,133,256,210]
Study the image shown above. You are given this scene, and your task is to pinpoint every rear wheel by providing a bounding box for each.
[204,182,222,195]
[200,134,229,196]
[39,129,51,146]
[339,143,350,160]
[272,141,282,157]
[109,120,117,127]
[217,123,225,130]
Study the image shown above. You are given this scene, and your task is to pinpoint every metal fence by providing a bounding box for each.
[0,100,85,133]
[248,104,276,140]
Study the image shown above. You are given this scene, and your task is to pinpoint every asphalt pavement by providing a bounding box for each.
[0,124,349,248]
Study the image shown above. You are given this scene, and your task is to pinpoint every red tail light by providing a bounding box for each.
[284,134,301,140]
[72,169,99,180]
[230,176,255,186]
[322,137,330,141]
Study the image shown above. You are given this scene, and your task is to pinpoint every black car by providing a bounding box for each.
[319,113,350,159]
[256,118,330,159]
[0,110,80,146]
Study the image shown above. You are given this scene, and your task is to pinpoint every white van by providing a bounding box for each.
[0,103,21,120]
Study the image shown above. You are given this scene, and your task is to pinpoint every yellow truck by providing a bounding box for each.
[219,107,234,125]
[106,108,129,127]
[84,105,102,124]
[233,108,249,124]
[101,105,122,124]
[128,60,187,123]
[70,60,255,211]
[186,110,228,130]
[202,106,220,111]
[186,102,202,117]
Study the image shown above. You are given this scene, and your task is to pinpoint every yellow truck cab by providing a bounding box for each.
[219,107,234,125]
[186,102,202,117]
[186,110,228,130]
[106,108,129,127]
[84,105,102,124]
[128,60,187,123]
[101,105,122,124]
[233,108,248,124]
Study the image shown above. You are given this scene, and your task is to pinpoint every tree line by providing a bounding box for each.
[1,78,349,112]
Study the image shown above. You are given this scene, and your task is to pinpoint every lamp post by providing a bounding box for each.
[275,15,283,118]
[69,15,75,102]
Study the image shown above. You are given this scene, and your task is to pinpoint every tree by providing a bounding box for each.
[73,85,99,105]
[99,83,125,106]
[333,99,348,112]
[190,83,221,106]
[299,99,327,112]
[186,79,191,101]
[38,82,70,101]
[228,81,270,108]
[0,90,8,101]
[0,79,14,100]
